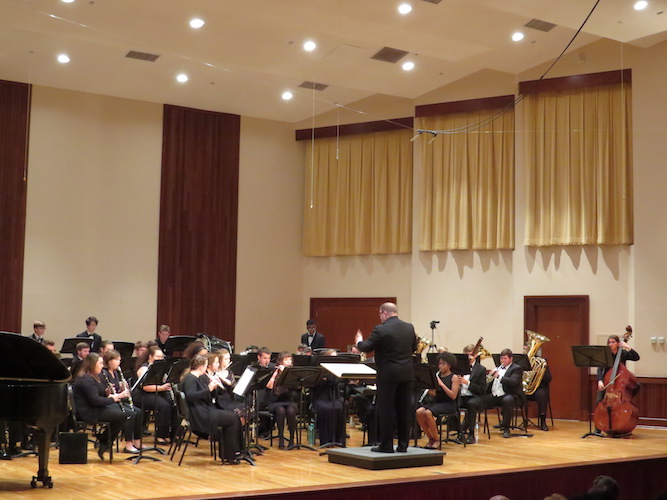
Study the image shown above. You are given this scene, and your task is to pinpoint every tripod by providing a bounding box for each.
[571,345,613,438]
[427,320,439,353]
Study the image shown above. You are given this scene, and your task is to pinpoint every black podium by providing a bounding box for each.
[571,345,613,438]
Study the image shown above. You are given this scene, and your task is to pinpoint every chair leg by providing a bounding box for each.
[548,399,555,428]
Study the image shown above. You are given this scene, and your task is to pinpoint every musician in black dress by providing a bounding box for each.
[101,350,143,452]
[207,351,246,422]
[311,349,346,446]
[181,355,241,464]
[458,344,488,443]
[416,352,459,449]
[135,346,178,444]
[266,351,298,449]
[72,353,136,459]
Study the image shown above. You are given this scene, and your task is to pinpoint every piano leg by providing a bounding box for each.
[31,425,54,488]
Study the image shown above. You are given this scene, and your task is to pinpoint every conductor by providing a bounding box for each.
[354,302,417,453]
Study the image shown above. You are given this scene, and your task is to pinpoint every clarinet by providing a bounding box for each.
[102,369,126,413]
[163,370,177,407]
[117,368,135,411]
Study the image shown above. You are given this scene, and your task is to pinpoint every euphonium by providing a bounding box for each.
[522,330,550,395]
[415,336,430,355]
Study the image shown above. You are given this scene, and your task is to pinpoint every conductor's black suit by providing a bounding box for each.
[357,315,417,452]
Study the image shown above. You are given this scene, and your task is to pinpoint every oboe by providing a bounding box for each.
[102,369,126,413]
[117,368,135,411]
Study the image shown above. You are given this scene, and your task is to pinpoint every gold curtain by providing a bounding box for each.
[303,129,413,257]
[524,83,633,246]
[419,109,515,251]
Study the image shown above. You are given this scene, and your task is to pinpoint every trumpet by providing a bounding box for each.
[117,368,135,411]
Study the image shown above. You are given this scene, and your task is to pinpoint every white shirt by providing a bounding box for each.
[460,374,472,397]
[491,364,509,397]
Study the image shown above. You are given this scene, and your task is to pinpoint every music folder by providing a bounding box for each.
[320,362,376,380]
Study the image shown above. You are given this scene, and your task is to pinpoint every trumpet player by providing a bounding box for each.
[458,344,488,444]
[467,349,524,439]
[102,350,144,453]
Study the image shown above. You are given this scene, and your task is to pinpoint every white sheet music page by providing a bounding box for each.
[320,362,376,379]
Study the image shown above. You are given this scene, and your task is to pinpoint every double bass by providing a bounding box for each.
[593,326,639,437]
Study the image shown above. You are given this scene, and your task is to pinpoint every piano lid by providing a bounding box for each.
[0,331,71,382]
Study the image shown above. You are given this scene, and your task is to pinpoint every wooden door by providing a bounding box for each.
[309,297,396,351]
[524,296,589,421]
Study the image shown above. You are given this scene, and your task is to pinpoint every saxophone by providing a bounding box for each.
[522,330,550,395]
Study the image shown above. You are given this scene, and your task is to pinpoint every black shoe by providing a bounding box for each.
[396,446,408,453]
[371,446,394,453]
[7,446,21,457]
[493,424,501,429]
[0,449,11,460]
[142,429,152,436]
[97,441,109,460]
[503,429,511,439]
[20,441,34,451]
[464,434,476,445]
[539,418,549,431]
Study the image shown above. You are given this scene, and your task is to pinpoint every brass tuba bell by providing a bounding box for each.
[522,330,550,395]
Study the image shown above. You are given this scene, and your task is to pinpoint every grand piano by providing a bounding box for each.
[0,331,70,488]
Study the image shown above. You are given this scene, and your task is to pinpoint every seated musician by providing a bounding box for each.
[523,341,552,431]
[265,351,298,449]
[99,340,115,355]
[70,341,91,378]
[416,352,459,449]
[135,346,178,444]
[467,348,524,439]
[312,349,346,446]
[181,355,241,464]
[183,341,207,359]
[101,350,143,453]
[458,344,488,443]
[43,339,61,359]
[72,353,137,460]
[155,325,170,355]
[206,351,246,422]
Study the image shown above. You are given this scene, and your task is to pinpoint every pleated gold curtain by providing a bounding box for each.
[524,83,633,246]
[419,110,515,251]
[303,129,413,257]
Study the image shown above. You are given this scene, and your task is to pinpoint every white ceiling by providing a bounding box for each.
[1,0,666,123]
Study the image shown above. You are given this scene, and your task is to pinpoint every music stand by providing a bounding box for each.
[235,366,272,453]
[292,355,313,366]
[230,354,251,377]
[572,345,613,438]
[452,354,471,376]
[134,358,178,463]
[492,353,531,371]
[111,341,134,360]
[163,336,196,357]
[60,337,92,354]
[275,367,323,451]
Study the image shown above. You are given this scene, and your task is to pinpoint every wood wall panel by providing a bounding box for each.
[0,80,31,332]
[158,105,240,341]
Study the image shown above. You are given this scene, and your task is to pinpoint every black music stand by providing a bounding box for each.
[275,367,323,451]
[230,354,251,377]
[452,354,471,376]
[163,336,196,357]
[292,355,313,366]
[110,341,134,360]
[572,345,613,439]
[134,358,178,463]
[237,366,272,453]
[60,337,92,354]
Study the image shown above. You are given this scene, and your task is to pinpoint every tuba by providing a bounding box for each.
[522,330,550,395]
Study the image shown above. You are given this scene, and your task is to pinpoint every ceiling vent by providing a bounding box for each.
[298,81,329,91]
[421,0,443,3]
[125,50,160,62]
[371,47,409,64]
[524,19,557,32]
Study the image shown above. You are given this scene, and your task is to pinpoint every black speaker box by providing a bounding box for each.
[58,432,88,464]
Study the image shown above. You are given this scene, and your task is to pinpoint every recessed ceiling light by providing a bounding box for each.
[634,1,648,10]
[303,40,317,52]
[190,18,205,29]
[402,61,415,71]
[282,91,294,101]
[176,73,188,83]
[61,0,75,3]
[57,54,70,63]
[512,31,525,42]
[398,3,412,14]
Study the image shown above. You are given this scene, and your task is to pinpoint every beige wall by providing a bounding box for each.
[22,86,163,347]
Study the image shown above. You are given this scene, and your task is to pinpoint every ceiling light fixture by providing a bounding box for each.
[61,0,75,3]
[190,18,205,29]
[512,31,525,42]
[634,1,648,10]
[57,54,70,63]
[402,61,415,71]
[176,73,188,83]
[282,91,294,100]
[398,3,412,14]
[303,40,317,52]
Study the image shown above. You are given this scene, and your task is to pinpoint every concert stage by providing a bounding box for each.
[0,421,666,500]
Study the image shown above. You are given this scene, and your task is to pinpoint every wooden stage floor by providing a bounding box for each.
[1,420,666,500]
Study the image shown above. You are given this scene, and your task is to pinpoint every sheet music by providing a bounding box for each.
[320,362,376,379]
[233,366,257,397]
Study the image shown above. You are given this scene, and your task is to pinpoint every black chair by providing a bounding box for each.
[170,390,221,466]
[67,385,116,463]
[434,405,466,449]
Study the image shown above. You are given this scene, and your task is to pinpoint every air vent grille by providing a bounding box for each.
[421,0,443,3]
[125,50,160,62]
[299,81,329,91]
[371,47,409,64]
[524,19,557,32]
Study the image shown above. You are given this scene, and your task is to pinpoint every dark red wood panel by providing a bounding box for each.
[519,69,632,95]
[0,80,31,332]
[157,105,240,342]
[295,117,413,141]
[415,94,515,117]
